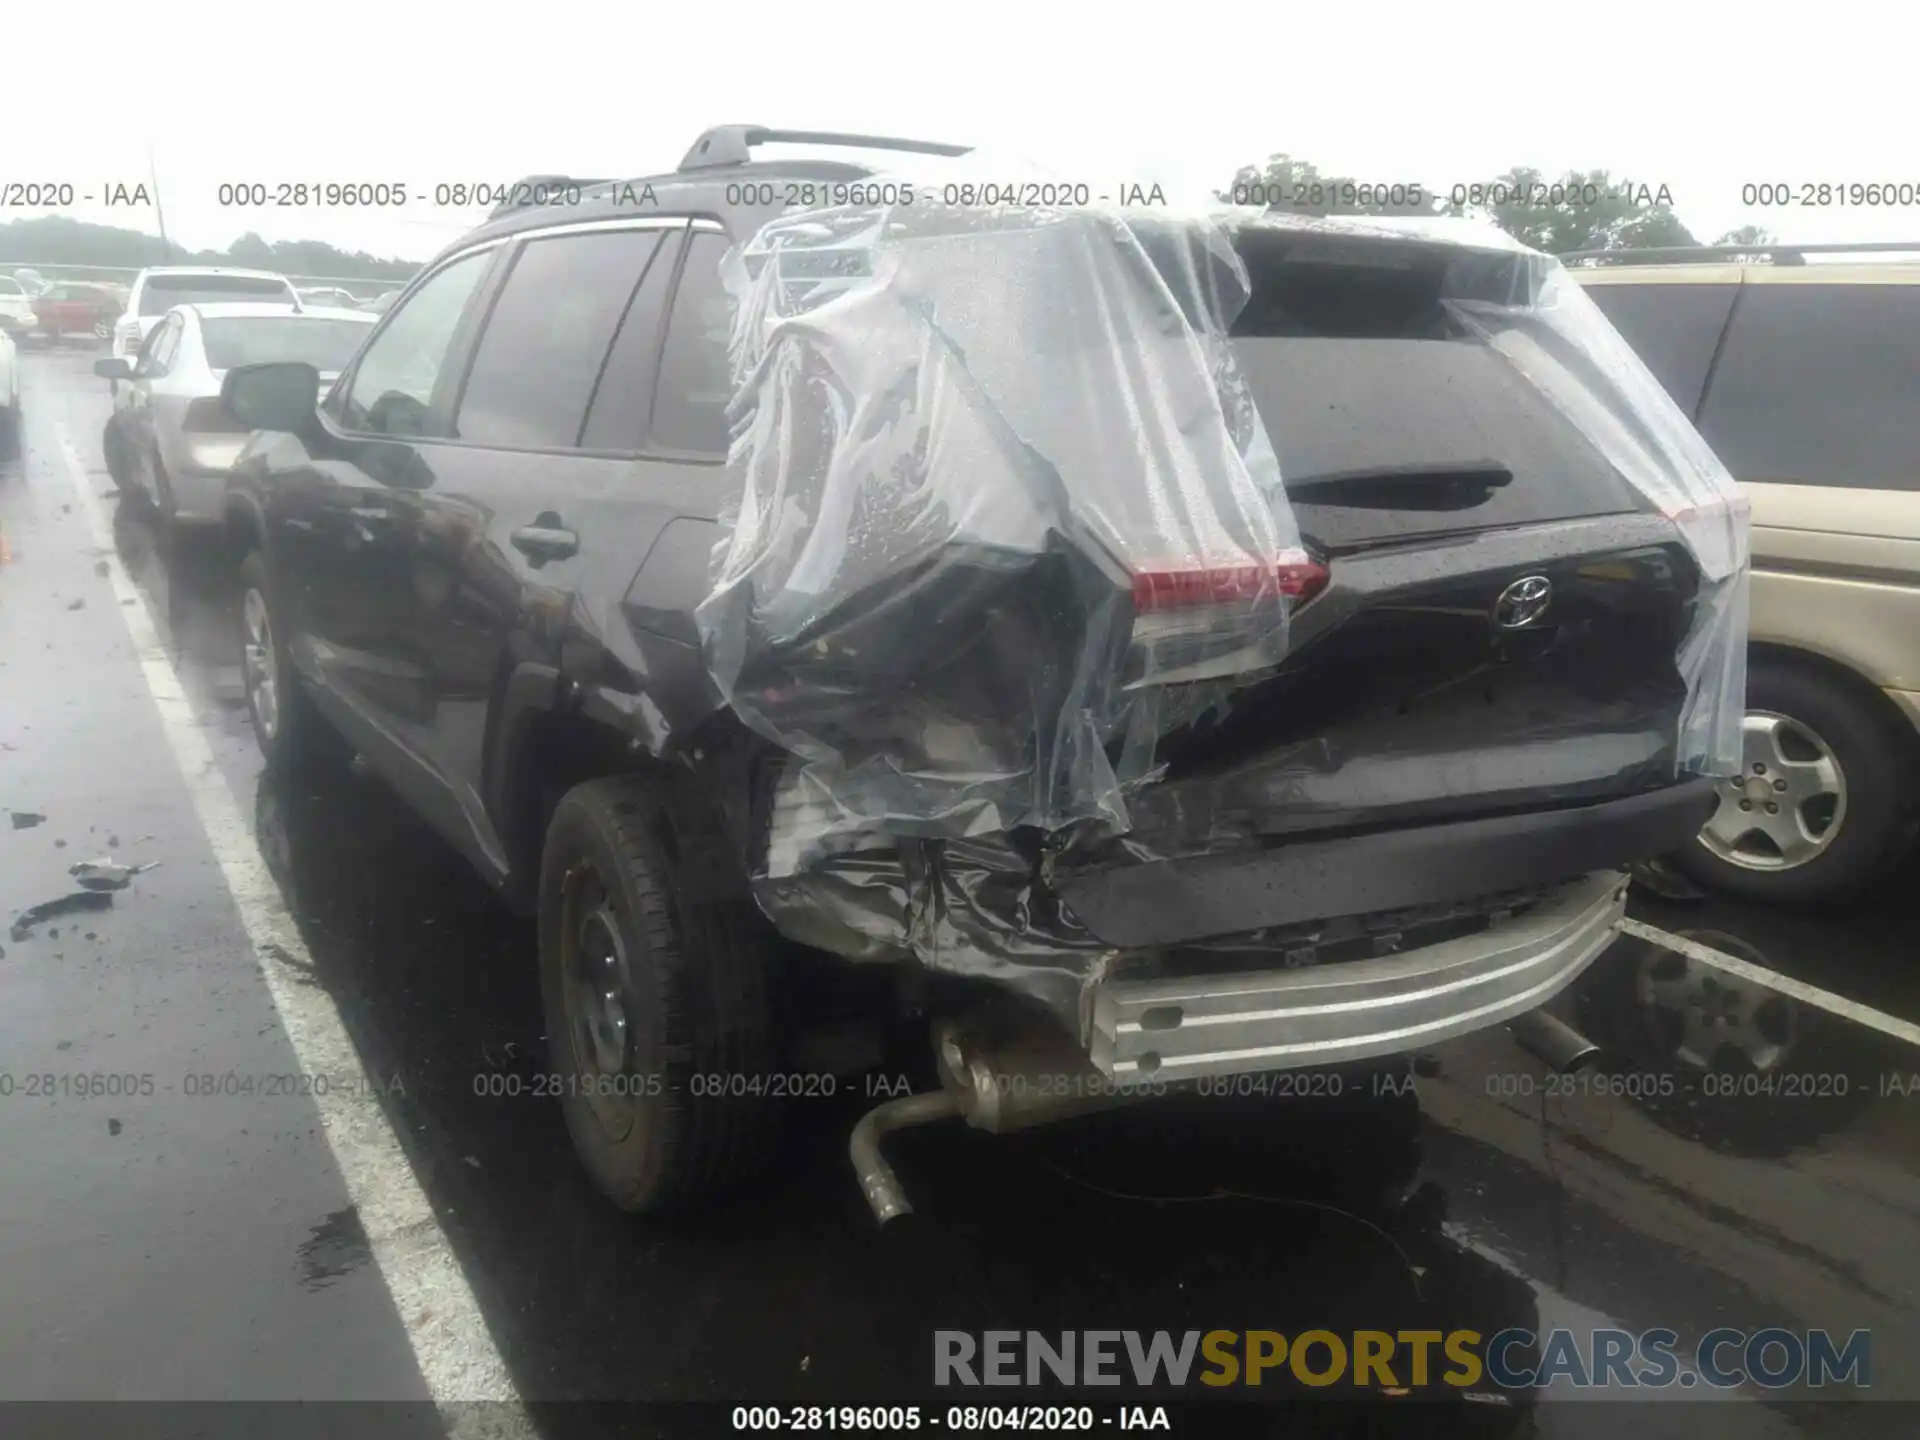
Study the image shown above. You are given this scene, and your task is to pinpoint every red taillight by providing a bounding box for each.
[183,397,247,434]
[1131,559,1329,612]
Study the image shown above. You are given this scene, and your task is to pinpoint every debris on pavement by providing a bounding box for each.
[107,1119,122,1136]
[1629,855,1707,901]
[68,858,158,892]
[66,597,85,611]
[9,811,47,829]
[10,890,115,942]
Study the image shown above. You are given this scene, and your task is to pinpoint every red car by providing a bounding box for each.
[33,283,124,343]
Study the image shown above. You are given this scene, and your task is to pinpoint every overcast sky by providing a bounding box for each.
[8,1,1916,265]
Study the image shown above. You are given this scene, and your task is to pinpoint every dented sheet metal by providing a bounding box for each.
[697,188,1750,1026]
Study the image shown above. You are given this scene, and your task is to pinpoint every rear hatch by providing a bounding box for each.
[1096,224,1699,857]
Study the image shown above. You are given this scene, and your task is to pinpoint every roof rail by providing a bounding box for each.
[678,125,971,172]
[1561,240,1920,265]
[487,174,615,218]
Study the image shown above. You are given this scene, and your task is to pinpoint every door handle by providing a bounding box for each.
[511,525,579,562]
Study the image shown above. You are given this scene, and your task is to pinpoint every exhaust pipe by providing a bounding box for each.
[849,1011,1161,1224]
[850,1089,963,1225]
[1508,1008,1602,1074]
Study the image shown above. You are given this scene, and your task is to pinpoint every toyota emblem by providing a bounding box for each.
[1493,575,1553,630]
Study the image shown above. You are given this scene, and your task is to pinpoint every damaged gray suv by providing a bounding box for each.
[218,127,1749,1220]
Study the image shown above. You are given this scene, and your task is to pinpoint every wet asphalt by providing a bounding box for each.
[1,346,1917,1438]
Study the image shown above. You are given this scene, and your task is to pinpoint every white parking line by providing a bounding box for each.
[1616,916,1920,1049]
[50,421,534,1438]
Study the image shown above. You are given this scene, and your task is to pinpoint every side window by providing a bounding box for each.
[452,228,668,451]
[1697,283,1920,491]
[1581,282,1737,418]
[578,230,682,451]
[138,316,179,376]
[339,249,493,438]
[648,231,733,456]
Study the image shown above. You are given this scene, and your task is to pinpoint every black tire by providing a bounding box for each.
[102,420,129,488]
[538,774,780,1214]
[1671,656,1916,904]
[0,403,18,462]
[237,548,332,771]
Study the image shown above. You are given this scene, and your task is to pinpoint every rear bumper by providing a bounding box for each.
[1089,868,1627,1081]
[1057,776,1716,949]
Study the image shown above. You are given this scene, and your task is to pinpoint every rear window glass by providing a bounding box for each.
[1580,282,1738,417]
[141,275,293,315]
[201,316,373,371]
[1227,239,1642,545]
[1697,283,1920,490]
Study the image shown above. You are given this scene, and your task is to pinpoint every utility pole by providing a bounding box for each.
[148,146,171,261]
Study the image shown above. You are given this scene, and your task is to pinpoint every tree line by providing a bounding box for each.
[1221,154,1774,256]
[0,215,422,280]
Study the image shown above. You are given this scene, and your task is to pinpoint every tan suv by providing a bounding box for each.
[1576,247,1920,902]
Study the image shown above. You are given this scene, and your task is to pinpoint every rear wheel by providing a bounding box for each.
[1672,657,1916,903]
[538,774,781,1214]
[0,402,18,462]
[91,315,113,342]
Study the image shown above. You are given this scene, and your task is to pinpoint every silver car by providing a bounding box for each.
[97,302,376,530]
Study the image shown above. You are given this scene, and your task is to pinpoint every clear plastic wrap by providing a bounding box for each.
[697,187,1749,1024]
[697,193,1307,869]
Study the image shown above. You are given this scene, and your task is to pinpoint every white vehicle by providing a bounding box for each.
[0,325,20,459]
[110,268,301,365]
[298,286,362,308]
[0,274,37,340]
[96,303,375,530]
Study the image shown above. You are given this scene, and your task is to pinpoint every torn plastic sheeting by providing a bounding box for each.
[696,192,1750,1028]
[698,194,1305,864]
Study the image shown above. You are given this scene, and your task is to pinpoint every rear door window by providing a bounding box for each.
[451,227,668,451]
[1696,282,1920,490]
[1580,281,1738,418]
[647,231,733,457]
[578,231,682,452]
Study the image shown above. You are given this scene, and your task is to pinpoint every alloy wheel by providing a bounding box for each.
[242,586,280,740]
[1697,710,1847,871]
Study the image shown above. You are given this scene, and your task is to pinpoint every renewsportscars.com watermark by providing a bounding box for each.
[934,1328,1871,1392]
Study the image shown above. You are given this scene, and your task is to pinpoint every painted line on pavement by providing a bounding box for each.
[1617,916,1920,1048]
[51,416,533,1439]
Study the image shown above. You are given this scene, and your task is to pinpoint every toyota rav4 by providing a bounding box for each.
[217,126,1748,1220]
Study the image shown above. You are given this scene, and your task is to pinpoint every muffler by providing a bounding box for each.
[1507,1007,1602,1074]
[849,1010,1161,1224]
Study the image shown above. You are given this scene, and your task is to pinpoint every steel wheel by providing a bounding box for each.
[1697,710,1847,871]
[560,866,640,1143]
[242,585,280,741]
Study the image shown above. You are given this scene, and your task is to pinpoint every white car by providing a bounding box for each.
[97,302,375,529]
[0,273,37,342]
[110,267,302,366]
[0,325,20,459]
[298,286,362,309]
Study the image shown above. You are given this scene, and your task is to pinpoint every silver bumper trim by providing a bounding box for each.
[1089,869,1628,1081]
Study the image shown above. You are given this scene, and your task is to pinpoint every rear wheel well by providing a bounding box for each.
[501,712,651,909]
[1747,642,1920,801]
